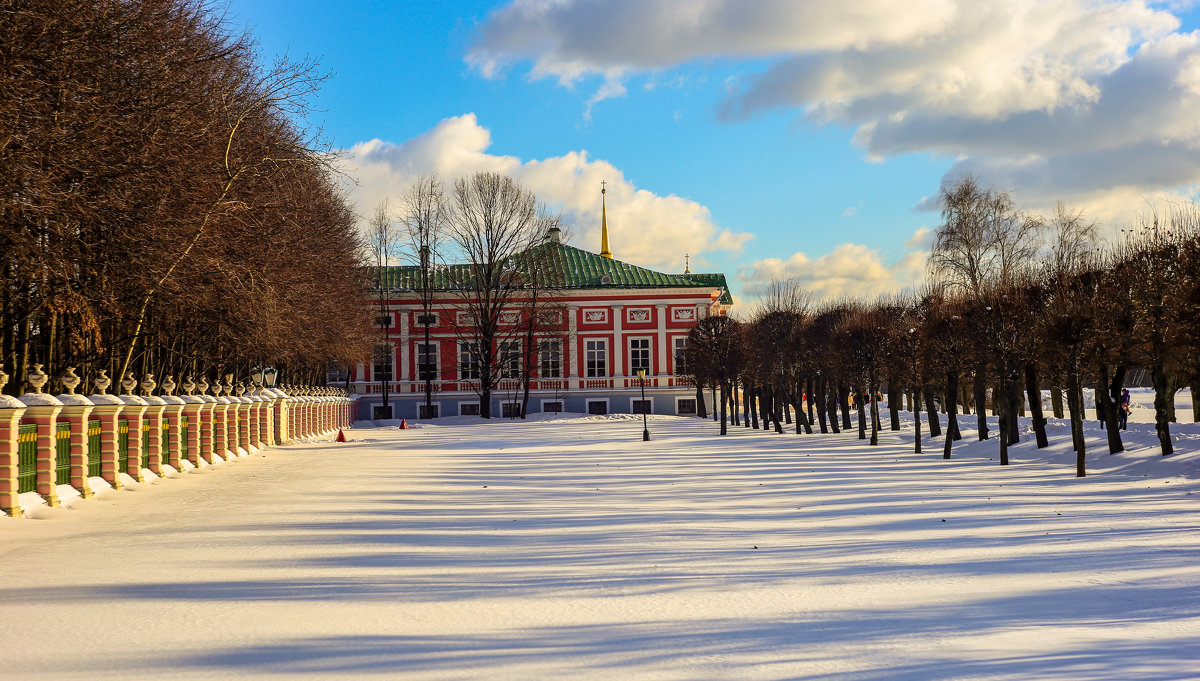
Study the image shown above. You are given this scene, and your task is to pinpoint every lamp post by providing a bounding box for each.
[637,369,650,441]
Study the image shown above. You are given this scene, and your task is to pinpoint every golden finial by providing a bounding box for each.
[684,254,691,274]
[600,181,613,259]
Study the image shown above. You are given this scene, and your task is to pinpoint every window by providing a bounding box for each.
[326,367,348,382]
[538,339,562,378]
[674,337,689,375]
[501,402,521,418]
[372,404,393,420]
[418,404,439,419]
[585,339,607,377]
[459,342,479,380]
[375,313,393,328]
[587,400,608,415]
[629,338,651,376]
[542,400,563,413]
[677,398,697,415]
[372,345,393,382]
[415,312,438,327]
[632,399,652,414]
[416,343,438,381]
[499,340,522,379]
[459,403,480,416]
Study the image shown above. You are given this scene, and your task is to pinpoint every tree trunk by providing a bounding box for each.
[731,379,740,426]
[806,376,816,425]
[868,370,879,446]
[1024,364,1048,448]
[945,371,961,441]
[695,382,708,419]
[1066,369,1085,476]
[1050,381,1064,419]
[748,386,758,429]
[816,377,829,433]
[719,381,728,436]
[712,384,719,422]
[1152,362,1174,456]
[1004,374,1021,445]
[839,382,852,430]
[923,387,941,438]
[913,385,922,454]
[856,386,867,440]
[1101,363,1125,454]
[1166,372,1177,423]
[773,387,785,434]
[973,365,989,440]
[825,379,839,434]
[887,381,900,431]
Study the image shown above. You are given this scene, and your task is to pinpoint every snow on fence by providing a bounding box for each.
[0,365,356,518]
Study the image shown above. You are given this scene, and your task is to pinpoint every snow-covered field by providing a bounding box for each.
[2,401,1199,680]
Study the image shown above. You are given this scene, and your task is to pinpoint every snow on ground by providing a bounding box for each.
[1,407,1198,680]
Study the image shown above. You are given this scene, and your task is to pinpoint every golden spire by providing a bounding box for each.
[599,181,613,259]
[684,254,691,274]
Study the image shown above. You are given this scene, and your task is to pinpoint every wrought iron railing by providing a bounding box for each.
[17,423,37,494]
[55,421,72,485]
[87,420,102,478]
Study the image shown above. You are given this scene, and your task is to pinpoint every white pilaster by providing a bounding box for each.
[655,304,668,376]
[612,305,624,378]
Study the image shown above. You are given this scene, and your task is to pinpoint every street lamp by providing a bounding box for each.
[637,369,650,441]
[262,366,278,389]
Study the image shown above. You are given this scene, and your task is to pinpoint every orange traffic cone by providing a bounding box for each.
[335,429,346,442]
[399,418,409,429]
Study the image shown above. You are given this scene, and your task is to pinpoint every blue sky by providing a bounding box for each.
[231,0,1200,305]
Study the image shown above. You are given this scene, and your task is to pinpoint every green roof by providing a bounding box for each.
[375,241,731,304]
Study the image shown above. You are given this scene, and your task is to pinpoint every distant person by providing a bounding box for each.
[1119,388,1131,430]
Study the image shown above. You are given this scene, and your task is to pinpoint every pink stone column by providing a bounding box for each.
[19,398,64,507]
[142,396,166,476]
[87,398,125,489]
[180,398,203,467]
[0,399,28,517]
[236,396,251,454]
[161,399,184,471]
[198,396,216,464]
[118,395,149,482]
[214,394,234,459]
[56,396,96,498]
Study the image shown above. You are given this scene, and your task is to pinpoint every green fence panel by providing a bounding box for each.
[17,423,37,494]
[55,421,72,486]
[87,420,102,478]
[140,422,150,469]
[117,420,129,474]
[161,418,170,463]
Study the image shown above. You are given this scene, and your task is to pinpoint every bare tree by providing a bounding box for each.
[398,175,448,417]
[444,172,557,418]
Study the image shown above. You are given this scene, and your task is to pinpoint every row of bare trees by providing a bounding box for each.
[685,176,1200,476]
[1,0,374,396]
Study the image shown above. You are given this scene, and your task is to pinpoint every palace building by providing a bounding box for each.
[342,187,732,420]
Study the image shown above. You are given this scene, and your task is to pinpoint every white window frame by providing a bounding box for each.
[676,397,698,415]
[626,307,652,324]
[673,336,689,376]
[538,338,563,378]
[458,342,480,380]
[415,341,439,382]
[582,309,608,325]
[631,398,652,415]
[628,337,652,376]
[585,338,608,378]
[458,402,481,416]
[540,399,564,414]
[498,340,522,379]
[586,398,610,415]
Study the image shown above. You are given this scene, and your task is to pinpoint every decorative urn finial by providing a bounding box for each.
[182,376,196,396]
[197,376,210,396]
[93,369,111,395]
[0,367,8,393]
[161,375,177,396]
[27,363,49,394]
[121,373,138,395]
[59,366,81,394]
[235,381,246,398]
[140,373,157,396]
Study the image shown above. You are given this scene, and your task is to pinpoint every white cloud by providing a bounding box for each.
[340,114,752,271]
[737,227,930,301]
[469,0,1200,219]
